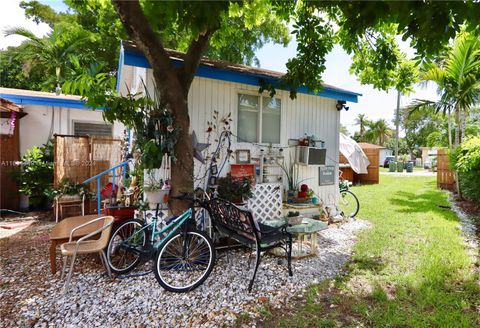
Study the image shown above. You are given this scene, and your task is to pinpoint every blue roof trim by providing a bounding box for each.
[0,93,98,110]
[122,46,361,103]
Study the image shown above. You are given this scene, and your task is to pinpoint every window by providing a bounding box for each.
[237,94,281,144]
[73,122,112,137]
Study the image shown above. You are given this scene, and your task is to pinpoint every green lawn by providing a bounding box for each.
[262,175,479,327]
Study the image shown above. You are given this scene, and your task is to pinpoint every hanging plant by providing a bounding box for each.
[101,83,178,169]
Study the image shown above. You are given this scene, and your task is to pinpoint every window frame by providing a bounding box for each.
[236,91,282,145]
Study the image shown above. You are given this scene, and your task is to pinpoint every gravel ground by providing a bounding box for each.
[1,218,370,327]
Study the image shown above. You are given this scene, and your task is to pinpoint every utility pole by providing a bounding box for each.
[395,90,400,161]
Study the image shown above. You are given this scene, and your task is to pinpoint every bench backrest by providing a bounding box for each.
[205,198,259,242]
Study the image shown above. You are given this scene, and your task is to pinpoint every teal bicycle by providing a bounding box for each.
[106,194,215,292]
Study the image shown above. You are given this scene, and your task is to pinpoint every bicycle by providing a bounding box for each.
[105,194,216,293]
[337,173,360,219]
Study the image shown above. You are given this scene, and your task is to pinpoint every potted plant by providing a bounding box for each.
[217,174,253,204]
[45,179,91,201]
[143,171,170,209]
[278,159,299,202]
[286,210,302,225]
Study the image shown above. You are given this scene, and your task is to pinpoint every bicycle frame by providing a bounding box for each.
[122,208,193,251]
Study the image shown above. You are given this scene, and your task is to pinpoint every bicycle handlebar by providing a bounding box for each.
[171,192,208,207]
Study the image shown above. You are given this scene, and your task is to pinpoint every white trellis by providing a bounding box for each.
[247,183,283,222]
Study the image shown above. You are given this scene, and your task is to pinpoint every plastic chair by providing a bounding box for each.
[60,216,114,294]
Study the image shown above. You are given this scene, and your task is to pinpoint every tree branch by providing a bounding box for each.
[181,27,218,91]
[112,0,182,98]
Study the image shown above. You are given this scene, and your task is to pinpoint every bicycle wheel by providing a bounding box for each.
[153,230,215,293]
[338,190,360,218]
[106,219,146,274]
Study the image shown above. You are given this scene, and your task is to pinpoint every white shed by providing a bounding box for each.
[379,148,393,167]
[117,41,361,205]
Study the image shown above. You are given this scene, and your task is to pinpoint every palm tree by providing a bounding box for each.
[407,32,480,147]
[354,114,370,138]
[364,119,393,146]
[4,26,87,92]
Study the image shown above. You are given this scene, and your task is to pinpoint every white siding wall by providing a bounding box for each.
[19,105,124,156]
[144,70,340,204]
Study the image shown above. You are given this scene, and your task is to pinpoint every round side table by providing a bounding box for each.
[266,217,328,258]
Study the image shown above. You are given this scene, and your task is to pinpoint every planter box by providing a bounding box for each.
[104,206,136,220]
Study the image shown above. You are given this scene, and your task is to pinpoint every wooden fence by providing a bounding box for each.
[54,134,122,195]
[437,149,455,190]
[339,147,380,185]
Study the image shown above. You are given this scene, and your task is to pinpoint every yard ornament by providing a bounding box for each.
[191,130,210,164]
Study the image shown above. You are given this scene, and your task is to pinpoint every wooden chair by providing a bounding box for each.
[60,216,114,294]
[55,194,85,222]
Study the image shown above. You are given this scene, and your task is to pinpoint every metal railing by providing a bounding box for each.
[82,160,130,214]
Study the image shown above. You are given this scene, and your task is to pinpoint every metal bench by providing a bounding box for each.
[205,198,293,292]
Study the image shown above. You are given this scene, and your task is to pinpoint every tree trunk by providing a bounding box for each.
[112,0,216,214]
[447,109,453,149]
[460,110,466,144]
[454,109,461,146]
[165,92,194,214]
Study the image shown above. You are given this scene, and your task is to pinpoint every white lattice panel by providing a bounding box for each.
[247,183,283,222]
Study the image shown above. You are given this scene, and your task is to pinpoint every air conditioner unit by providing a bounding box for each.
[296,146,326,166]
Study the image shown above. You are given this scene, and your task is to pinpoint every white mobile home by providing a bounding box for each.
[0,87,125,156]
[117,41,361,205]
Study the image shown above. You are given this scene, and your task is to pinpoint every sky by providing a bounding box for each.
[0,0,439,136]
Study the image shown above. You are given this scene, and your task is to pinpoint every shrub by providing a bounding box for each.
[217,174,253,203]
[450,136,480,204]
[16,140,54,207]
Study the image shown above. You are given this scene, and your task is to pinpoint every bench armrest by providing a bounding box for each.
[258,222,291,236]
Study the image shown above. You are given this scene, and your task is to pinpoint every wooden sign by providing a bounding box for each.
[230,164,255,182]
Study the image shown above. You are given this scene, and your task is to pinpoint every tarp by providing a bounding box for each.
[339,134,370,174]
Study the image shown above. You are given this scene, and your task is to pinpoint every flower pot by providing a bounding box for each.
[105,206,136,220]
[144,189,169,209]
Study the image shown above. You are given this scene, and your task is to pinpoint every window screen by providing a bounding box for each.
[262,97,281,144]
[237,94,281,144]
[73,122,112,137]
[237,94,259,143]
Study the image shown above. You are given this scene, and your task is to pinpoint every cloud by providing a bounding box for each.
[0,0,51,50]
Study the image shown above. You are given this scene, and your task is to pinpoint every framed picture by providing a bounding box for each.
[235,149,251,164]
[210,164,218,175]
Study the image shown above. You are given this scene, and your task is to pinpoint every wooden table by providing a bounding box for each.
[49,214,102,274]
